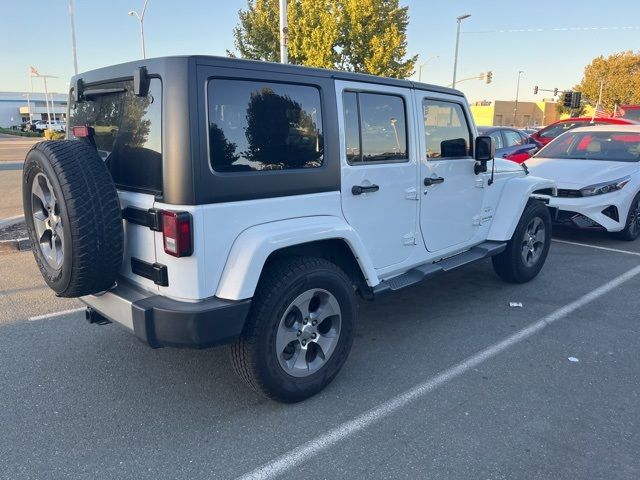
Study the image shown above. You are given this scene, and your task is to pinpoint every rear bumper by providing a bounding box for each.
[80,280,251,348]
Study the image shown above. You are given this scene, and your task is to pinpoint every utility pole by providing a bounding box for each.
[279,0,288,64]
[452,14,471,88]
[68,0,79,75]
[513,70,524,126]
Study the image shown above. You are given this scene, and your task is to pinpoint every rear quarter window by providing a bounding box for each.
[69,78,162,194]
[207,79,324,172]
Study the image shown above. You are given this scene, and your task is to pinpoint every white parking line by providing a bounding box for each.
[237,263,640,480]
[28,307,85,321]
[553,239,640,257]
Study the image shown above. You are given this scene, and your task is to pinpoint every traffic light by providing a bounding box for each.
[533,85,538,95]
[570,91,582,109]
[562,91,573,108]
[553,88,559,96]
[486,71,493,84]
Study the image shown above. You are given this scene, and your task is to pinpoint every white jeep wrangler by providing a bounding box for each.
[22,56,554,402]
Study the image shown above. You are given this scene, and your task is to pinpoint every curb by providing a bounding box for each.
[0,237,31,253]
[0,215,24,229]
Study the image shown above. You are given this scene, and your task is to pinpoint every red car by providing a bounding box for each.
[530,116,636,146]
[619,105,640,122]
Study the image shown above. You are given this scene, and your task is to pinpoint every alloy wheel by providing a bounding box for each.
[31,172,64,269]
[521,216,545,267]
[275,288,342,378]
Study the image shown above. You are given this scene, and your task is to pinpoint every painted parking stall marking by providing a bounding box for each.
[28,307,85,322]
[553,238,640,257]
[237,263,640,480]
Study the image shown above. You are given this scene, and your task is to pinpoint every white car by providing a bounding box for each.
[527,125,640,240]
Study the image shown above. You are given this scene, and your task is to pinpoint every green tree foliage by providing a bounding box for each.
[576,50,640,113]
[231,0,416,78]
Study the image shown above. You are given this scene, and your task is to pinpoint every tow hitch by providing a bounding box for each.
[85,308,111,325]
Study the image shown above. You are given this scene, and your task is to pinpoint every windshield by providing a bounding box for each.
[621,109,640,122]
[536,130,640,162]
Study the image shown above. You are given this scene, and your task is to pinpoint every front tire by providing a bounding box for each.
[617,192,640,241]
[492,200,551,283]
[230,257,356,403]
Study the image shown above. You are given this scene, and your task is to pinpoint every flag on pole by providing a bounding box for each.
[614,104,626,118]
[593,103,608,118]
[30,66,40,77]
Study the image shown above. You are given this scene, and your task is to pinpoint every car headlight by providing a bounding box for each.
[580,176,631,197]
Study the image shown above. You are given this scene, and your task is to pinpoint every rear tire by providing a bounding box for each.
[617,192,640,241]
[22,140,123,297]
[492,200,551,283]
[230,256,356,403]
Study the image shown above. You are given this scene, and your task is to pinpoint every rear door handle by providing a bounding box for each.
[352,184,380,195]
[423,176,445,186]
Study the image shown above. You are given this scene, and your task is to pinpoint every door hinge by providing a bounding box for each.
[403,233,417,245]
[475,178,485,188]
[405,187,419,201]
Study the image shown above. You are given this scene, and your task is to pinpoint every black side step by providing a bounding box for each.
[372,241,507,297]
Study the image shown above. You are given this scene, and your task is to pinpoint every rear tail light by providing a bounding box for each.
[71,125,93,138]
[161,211,192,257]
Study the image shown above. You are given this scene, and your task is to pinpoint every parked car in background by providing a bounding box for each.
[20,120,39,132]
[478,126,540,163]
[521,127,541,135]
[528,125,640,240]
[33,120,48,131]
[618,105,640,122]
[530,117,635,147]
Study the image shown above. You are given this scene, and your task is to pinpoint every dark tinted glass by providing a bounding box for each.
[359,93,407,162]
[422,99,470,159]
[343,92,360,162]
[69,78,162,193]
[208,80,323,172]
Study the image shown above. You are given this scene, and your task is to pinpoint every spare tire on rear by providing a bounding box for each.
[22,140,124,297]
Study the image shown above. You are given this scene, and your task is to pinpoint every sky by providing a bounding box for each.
[0,0,638,103]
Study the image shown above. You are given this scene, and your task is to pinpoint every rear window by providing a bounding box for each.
[68,78,162,193]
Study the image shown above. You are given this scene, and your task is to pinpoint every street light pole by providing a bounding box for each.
[279,0,288,64]
[452,14,471,88]
[128,0,149,59]
[68,0,79,75]
[418,55,440,82]
[513,70,524,126]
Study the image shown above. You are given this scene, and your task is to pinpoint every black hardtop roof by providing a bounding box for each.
[72,55,464,98]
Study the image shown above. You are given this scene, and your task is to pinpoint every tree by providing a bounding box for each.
[231,0,416,78]
[576,50,640,113]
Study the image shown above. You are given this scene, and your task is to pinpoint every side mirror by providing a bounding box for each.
[474,135,495,174]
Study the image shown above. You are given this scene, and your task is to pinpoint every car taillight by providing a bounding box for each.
[72,125,92,138]
[162,211,192,257]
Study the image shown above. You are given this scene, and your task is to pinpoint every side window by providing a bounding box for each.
[503,129,523,147]
[488,131,503,149]
[208,79,323,172]
[422,99,471,159]
[343,91,408,163]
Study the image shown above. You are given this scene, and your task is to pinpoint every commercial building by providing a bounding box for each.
[0,92,68,128]
[470,100,560,128]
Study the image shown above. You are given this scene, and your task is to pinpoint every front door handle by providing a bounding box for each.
[423,176,445,186]
[352,184,380,195]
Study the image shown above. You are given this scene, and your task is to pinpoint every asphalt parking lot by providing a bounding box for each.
[1,227,639,480]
